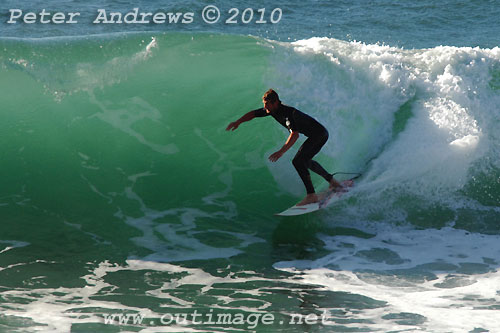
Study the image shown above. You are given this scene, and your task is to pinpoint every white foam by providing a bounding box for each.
[117,171,265,263]
[0,259,280,332]
[267,37,500,208]
[274,226,500,332]
[450,134,480,150]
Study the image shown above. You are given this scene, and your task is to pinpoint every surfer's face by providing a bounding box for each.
[263,99,279,113]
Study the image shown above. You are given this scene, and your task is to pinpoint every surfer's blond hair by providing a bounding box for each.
[263,89,280,103]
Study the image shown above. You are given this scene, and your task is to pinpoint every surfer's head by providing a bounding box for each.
[262,89,281,112]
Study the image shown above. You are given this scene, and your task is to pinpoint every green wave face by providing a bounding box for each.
[1,33,499,239]
[1,32,500,333]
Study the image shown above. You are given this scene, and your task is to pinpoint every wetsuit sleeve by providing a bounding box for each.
[253,108,268,117]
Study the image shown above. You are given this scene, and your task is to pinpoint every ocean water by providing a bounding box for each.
[1,1,500,332]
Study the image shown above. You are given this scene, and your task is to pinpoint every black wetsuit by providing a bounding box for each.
[253,104,333,194]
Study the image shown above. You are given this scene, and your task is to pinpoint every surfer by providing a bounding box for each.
[226,89,342,206]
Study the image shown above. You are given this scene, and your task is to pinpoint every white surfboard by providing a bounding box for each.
[276,179,354,216]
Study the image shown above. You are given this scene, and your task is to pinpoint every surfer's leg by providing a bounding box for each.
[293,135,327,194]
[293,147,319,205]
[303,133,342,190]
[293,138,329,205]
[309,160,332,181]
[292,149,315,194]
[301,133,330,180]
[309,160,341,189]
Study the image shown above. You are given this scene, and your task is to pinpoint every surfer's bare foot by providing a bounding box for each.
[296,193,319,206]
[329,178,343,191]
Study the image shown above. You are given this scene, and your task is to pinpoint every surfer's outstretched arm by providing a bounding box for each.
[226,111,256,131]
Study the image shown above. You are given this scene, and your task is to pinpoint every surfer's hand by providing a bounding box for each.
[269,151,283,162]
[226,121,239,131]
